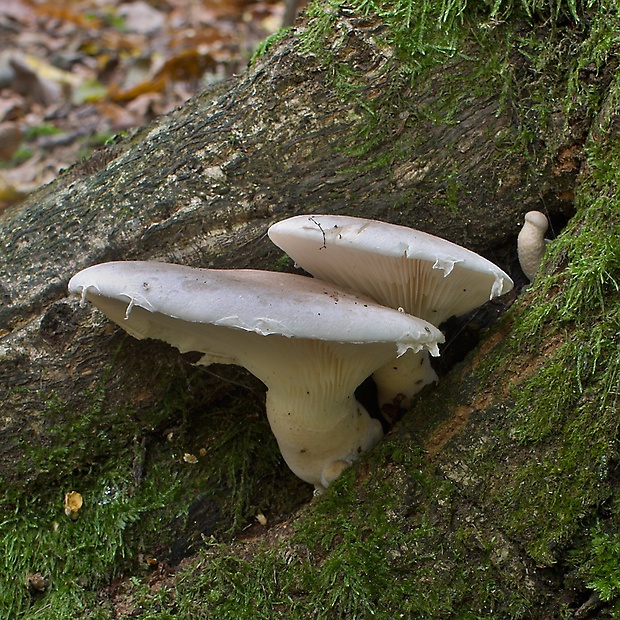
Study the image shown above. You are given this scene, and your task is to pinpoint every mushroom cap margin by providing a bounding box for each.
[268,214,514,325]
[68,261,444,352]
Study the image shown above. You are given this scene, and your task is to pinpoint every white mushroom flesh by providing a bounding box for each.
[269,215,514,407]
[517,210,549,281]
[69,261,444,490]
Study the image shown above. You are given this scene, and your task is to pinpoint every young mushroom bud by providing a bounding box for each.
[69,261,443,491]
[268,215,514,410]
[517,210,549,281]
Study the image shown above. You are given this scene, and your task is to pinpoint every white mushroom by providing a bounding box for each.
[68,261,443,491]
[517,210,549,281]
[268,215,514,409]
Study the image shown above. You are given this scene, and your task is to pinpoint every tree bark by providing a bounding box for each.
[0,11,578,480]
[2,3,614,616]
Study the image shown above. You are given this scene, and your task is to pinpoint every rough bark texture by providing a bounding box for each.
[3,4,616,617]
[0,12,578,483]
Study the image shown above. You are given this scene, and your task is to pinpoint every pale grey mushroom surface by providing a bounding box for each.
[268,214,514,408]
[69,261,444,490]
[517,210,549,281]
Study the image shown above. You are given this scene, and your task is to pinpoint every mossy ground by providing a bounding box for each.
[103,123,620,618]
[2,0,620,617]
[0,359,309,617]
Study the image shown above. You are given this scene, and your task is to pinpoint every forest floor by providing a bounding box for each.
[0,0,288,214]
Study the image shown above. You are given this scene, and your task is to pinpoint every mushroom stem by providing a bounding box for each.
[242,339,391,491]
[265,387,383,491]
[372,349,438,410]
[517,210,549,281]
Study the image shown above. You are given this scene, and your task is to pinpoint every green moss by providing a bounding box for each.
[117,435,540,618]
[515,203,620,339]
[251,28,293,65]
[575,522,620,603]
[435,162,466,213]
[5,1,620,617]
[8,148,30,166]
[288,0,618,200]
[296,0,476,161]
[460,96,620,568]
[0,400,295,617]
[0,452,177,617]
[24,124,62,140]
[271,254,295,272]
[0,347,300,617]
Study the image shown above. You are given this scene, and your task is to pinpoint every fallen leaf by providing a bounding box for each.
[10,55,64,106]
[0,172,26,214]
[21,53,80,86]
[64,490,83,519]
[119,1,166,35]
[25,572,48,594]
[0,123,23,160]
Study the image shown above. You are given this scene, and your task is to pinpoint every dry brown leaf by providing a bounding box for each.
[97,100,139,130]
[154,49,216,83]
[0,0,284,208]
[0,172,27,214]
[1,0,36,22]
[0,122,23,160]
[109,75,167,103]
[118,1,166,35]
[32,3,102,29]
[10,55,65,106]
[64,490,83,519]
[0,96,25,123]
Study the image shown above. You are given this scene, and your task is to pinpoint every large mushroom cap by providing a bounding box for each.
[69,261,445,488]
[268,214,514,326]
[68,261,442,352]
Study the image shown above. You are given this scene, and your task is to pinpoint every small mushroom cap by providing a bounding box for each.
[523,210,549,233]
[517,210,549,281]
[268,215,514,326]
[68,261,442,353]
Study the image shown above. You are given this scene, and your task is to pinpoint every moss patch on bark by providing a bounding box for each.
[2,0,620,618]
